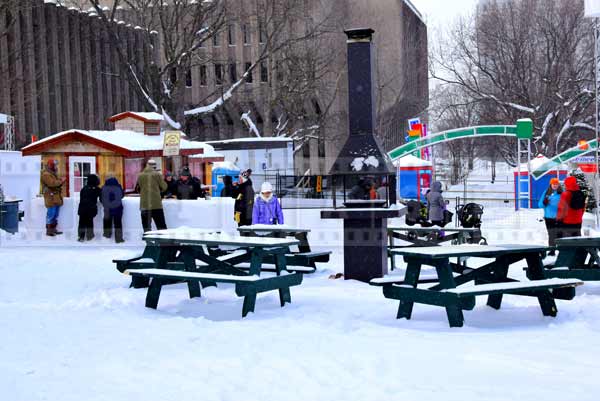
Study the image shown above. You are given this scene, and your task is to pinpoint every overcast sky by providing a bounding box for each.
[410,0,479,29]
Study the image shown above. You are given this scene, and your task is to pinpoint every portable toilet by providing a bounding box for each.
[394,155,433,201]
[211,161,240,197]
[513,155,568,209]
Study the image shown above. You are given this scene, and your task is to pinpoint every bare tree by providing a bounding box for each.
[431,0,595,163]
[86,0,340,140]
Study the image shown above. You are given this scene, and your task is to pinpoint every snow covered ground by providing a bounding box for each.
[2,160,600,401]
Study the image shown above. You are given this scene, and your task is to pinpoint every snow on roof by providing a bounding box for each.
[22,129,214,154]
[206,137,292,144]
[514,155,551,171]
[108,111,164,122]
[394,154,432,167]
[211,161,240,171]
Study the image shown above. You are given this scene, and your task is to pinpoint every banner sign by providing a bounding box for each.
[162,131,182,156]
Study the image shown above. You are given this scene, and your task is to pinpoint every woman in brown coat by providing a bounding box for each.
[41,159,65,236]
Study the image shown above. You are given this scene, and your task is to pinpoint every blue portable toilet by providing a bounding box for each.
[394,155,433,201]
[514,155,568,209]
[211,161,240,197]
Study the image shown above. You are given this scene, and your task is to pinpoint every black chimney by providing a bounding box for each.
[330,28,395,175]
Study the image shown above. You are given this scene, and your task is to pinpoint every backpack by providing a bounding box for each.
[570,190,586,210]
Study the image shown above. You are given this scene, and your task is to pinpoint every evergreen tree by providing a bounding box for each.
[570,169,597,213]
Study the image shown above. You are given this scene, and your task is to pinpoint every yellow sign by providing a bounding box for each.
[163,131,182,156]
[316,175,322,193]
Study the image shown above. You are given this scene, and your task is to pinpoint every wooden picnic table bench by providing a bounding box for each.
[370,244,583,327]
[387,226,483,270]
[120,232,305,317]
[237,225,331,268]
[541,236,600,281]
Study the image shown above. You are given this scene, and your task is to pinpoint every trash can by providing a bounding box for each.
[0,200,21,234]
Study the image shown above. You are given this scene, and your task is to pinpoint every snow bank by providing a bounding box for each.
[0,151,41,213]
[21,197,236,240]
[394,154,432,167]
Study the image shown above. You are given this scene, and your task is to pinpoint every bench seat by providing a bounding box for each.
[370,273,460,286]
[125,268,304,317]
[442,278,583,297]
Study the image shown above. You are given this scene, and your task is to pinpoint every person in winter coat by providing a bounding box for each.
[349,178,371,200]
[426,181,446,226]
[77,174,101,241]
[175,167,204,200]
[41,159,66,236]
[135,159,168,232]
[101,176,125,243]
[376,178,388,200]
[233,169,254,226]
[252,182,284,225]
[220,175,236,198]
[538,177,562,254]
[556,175,586,238]
[162,172,178,198]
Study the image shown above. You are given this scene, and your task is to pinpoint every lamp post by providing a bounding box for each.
[585,0,600,227]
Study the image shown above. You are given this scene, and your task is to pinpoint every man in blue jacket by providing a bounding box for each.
[538,178,562,255]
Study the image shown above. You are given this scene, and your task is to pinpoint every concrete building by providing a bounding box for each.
[1,0,428,175]
[0,0,149,147]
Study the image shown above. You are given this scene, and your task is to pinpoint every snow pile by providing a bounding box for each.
[211,161,239,171]
[350,155,380,171]
[394,154,432,168]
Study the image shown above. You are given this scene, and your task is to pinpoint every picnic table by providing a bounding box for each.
[541,236,600,280]
[371,244,582,327]
[116,231,309,317]
[387,225,484,270]
[237,225,331,268]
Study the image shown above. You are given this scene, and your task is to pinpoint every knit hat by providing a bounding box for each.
[261,181,273,193]
[180,167,191,177]
[550,178,560,185]
[46,159,57,170]
[241,169,252,178]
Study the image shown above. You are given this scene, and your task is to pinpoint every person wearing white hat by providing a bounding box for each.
[252,181,284,225]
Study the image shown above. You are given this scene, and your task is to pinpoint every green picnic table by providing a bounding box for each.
[387,225,484,270]
[371,244,582,327]
[541,236,600,280]
[118,231,308,317]
[237,225,331,268]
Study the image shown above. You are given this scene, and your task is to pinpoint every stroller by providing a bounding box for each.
[455,202,487,244]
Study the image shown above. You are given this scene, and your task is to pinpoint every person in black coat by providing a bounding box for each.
[175,167,204,200]
[220,175,236,198]
[77,174,101,241]
[162,172,178,198]
[233,169,254,226]
[101,176,125,243]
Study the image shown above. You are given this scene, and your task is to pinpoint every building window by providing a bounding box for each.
[260,62,268,83]
[212,31,220,47]
[185,68,192,87]
[245,62,253,83]
[318,137,325,158]
[199,65,207,86]
[242,24,250,44]
[144,122,160,135]
[258,21,266,43]
[228,24,235,45]
[169,67,177,84]
[215,64,224,85]
[303,139,310,158]
[276,63,284,82]
[229,63,237,82]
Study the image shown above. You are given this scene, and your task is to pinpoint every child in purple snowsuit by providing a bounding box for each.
[252,182,284,225]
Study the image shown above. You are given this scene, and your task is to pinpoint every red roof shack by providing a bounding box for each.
[22,112,223,196]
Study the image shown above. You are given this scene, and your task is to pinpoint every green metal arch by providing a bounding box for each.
[531,139,598,180]
[388,125,518,161]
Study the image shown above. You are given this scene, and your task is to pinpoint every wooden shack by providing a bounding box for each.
[21,111,224,197]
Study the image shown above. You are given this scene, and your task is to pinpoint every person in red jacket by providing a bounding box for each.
[556,176,585,238]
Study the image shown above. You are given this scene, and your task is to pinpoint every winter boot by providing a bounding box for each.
[46,224,56,237]
[51,223,63,235]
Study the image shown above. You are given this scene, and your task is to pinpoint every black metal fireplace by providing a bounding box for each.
[321,28,402,282]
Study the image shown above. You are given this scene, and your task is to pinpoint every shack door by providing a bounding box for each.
[69,156,96,197]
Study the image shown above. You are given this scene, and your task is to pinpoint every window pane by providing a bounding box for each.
[213,31,220,46]
[242,24,250,44]
[260,62,268,83]
[228,24,235,45]
[229,63,237,82]
[200,65,207,86]
[215,64,223,85]
[245,62,253,83]
[186,68,192,87]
